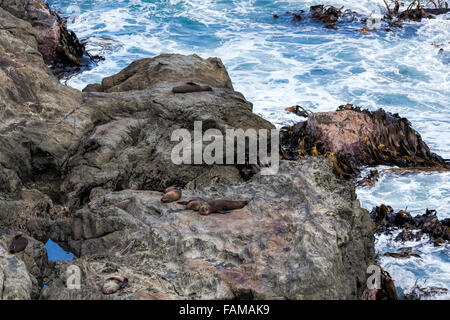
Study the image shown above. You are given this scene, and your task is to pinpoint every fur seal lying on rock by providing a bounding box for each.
[9,234,28,254]
[161,187,182,203]
[172,82,212,93]
[101,275,128,295]
[199,199,250,215]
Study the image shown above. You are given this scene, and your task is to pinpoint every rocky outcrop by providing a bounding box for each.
[277,3,450,31]
[0,10,274,206]
[0,0,96,78]
[60,53,275,208]
[280,105,449,177]
[0,6,375,300]
[370,205,450,246]
[0,7,83,193]
[40,158,374,300]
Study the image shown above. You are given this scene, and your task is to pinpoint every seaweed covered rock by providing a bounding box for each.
[383,0,450,23]
[0,0,98,78]
[278,5,362,30]
[280,105,449,177]
[370,205,450,245]
[277,2,450,31]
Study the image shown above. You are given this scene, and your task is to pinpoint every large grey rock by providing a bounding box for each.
[60,54,275,207]
[0,242,33,300]
[42,158,374,300]
[0,232,49,299]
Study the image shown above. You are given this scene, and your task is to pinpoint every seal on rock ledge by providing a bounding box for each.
[172,82,213,93]
[9,234,28,254]
[161,187,182,203]
[199,199,250,215]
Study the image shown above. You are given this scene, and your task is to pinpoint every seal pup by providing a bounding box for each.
[161,187,182,203]
[199,199,250,216]
[185,198,204,211]
[172,82,212,94]
[9,234,28,254]
[101,275,128,295]
[164,186,179,193]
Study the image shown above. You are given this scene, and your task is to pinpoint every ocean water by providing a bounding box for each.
[45,239,75,261]
[47,0,449,298]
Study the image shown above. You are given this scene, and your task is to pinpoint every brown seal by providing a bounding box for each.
[164,186,179,193]
[161,188,182,203]
[199,199,250,215]
[186,199,204,211]
[101,275,128,295]
[172,82,212,93]
[9,234,28,254]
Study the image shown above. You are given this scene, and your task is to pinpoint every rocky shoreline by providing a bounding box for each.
[0,1,448,300]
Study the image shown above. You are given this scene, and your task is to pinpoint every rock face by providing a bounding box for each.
[0,8,82,193]
[40,158,374,300]
[280,106,449,177]
[60,53,275,208]
[0,6,375,300]
[0,241,33,300]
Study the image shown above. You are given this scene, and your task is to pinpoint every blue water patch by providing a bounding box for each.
[45,239,74,261]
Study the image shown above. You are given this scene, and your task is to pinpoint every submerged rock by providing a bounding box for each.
[277,2,450,31]
[370,205,450,245]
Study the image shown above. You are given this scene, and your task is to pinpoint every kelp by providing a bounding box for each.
[280,105,449,179]
[277,2,450,31]
[370,205,450,246]
[383,0,450,22]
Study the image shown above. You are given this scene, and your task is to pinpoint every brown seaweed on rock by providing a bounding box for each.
[370,205,450,245]
[0,0,102,79]
[383,0,450,23]
[280,105,449,178]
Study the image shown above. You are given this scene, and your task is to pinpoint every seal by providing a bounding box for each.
[161,187,182,203]
[164,186,179,193]
[172,82,212,94]
[9,234,28,254]
[114,178,130,191]
[186,199,204,211]
[101,275,128,295]
[199,199,250,215]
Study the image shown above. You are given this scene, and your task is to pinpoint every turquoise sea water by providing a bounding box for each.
[46,0,449,298]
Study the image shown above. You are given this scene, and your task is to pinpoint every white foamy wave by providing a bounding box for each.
[376,231,450,299]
